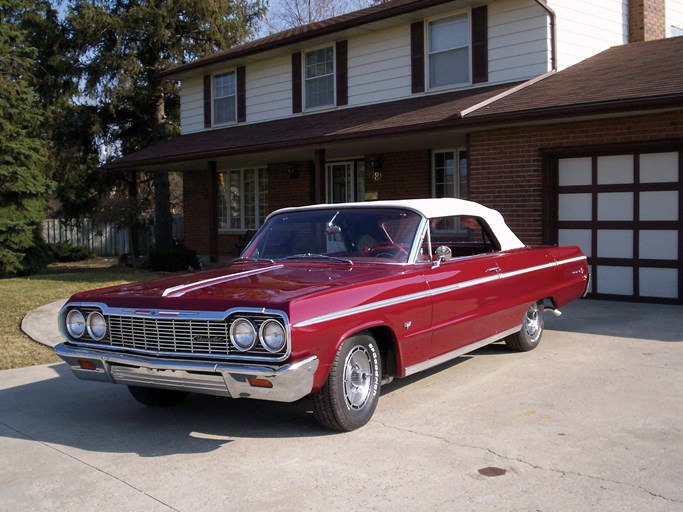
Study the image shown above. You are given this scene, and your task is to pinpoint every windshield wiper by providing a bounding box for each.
[284,253,354,265]
[233,257,276,264]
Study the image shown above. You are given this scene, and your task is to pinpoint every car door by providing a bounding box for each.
[421,215,506,359]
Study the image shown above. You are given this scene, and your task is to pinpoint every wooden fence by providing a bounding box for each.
[40,216,184,257]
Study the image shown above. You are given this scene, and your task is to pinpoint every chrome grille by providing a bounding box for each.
[107,316,231,355]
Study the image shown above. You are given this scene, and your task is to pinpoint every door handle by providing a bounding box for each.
[486,266,501,273]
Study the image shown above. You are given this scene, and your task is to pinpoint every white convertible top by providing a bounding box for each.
[269,198,525,251]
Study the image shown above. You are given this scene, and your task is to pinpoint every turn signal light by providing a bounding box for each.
[78,360,97,371]
[247,377,273,389]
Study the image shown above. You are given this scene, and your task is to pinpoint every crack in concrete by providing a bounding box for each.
[371,420,683,504]
[1,421,181,512]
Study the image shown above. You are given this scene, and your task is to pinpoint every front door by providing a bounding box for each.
[326,161,365,203]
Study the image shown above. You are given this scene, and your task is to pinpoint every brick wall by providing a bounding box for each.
[629,0,666,42]
[368,150,431,200]
[469,110,683,244]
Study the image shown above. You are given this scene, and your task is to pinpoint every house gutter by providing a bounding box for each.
[532,0,557,71]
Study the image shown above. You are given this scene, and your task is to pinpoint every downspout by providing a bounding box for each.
[532,0,557,71]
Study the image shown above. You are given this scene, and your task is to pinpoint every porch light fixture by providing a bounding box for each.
[287,163,299,179]
[370,156,383,182]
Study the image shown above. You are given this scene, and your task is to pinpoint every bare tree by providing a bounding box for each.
[262,0,376,33]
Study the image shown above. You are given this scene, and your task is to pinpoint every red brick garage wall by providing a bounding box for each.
[468,110,683,245]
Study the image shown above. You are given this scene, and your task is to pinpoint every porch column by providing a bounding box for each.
[208,161,219,263]
[314,149,326,204]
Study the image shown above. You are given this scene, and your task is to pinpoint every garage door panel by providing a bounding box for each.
[640,152,678,183]
[598,192,633,221]
[597,266,633,295]
[639,191,678,221]
[597,155,633,184]
[597,230,633,259]
[639,231,678,260]
[559,229,592,257]
[639,268,678,299]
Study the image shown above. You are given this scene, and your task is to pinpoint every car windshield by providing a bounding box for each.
[242,208,423,264]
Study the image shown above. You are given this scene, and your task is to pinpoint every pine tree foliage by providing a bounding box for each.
[0,0,52,275]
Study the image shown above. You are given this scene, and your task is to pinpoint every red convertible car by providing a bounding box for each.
[55,198,588,431]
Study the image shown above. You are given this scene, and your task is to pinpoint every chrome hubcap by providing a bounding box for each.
[525,303,542,343]
[343,346,373,410]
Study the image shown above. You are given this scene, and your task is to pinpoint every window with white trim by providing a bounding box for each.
[672,26,683,37]
[213,72,236,125]
[432,149,467,199]
[428,13,470,88]
[217,168,268,231]
[305,46,335,109]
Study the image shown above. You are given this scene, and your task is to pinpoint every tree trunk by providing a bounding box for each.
[128,170,140,262]
[153,85,173,251]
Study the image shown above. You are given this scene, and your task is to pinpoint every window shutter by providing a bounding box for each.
[292,52,302,114]
[472,5,488,84]
[237,66,246,123]
[410,22,425,94]
[203,74,212,128]
[336,40,348,106]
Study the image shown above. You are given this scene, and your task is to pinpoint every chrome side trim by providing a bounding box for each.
[404,325,521,377]
[293,256,587,328]
[55,343,318,403]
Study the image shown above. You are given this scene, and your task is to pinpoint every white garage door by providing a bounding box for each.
[556,151,681,303]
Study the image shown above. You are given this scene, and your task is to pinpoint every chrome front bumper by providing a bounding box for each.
[55,343,318,403]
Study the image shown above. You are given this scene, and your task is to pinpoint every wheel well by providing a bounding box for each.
[364,326,399,378]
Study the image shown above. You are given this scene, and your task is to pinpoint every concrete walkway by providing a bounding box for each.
[6,299,683,511]
[21,299,67,348]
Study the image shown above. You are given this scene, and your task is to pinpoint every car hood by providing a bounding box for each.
[68,262,404,311]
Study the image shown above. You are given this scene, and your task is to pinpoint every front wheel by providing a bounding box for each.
[505,301,544,352]
[312,333,382,431]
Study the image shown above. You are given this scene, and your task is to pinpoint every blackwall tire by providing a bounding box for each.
[312,333,382,432]
[128,385,188,407]
[505,301,544,352]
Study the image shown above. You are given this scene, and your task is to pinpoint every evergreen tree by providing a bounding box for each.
[68,0,266,251]
[0,0,52,275]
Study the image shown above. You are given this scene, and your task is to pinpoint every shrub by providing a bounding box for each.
[48,241,92,262]
[147,247,199,272]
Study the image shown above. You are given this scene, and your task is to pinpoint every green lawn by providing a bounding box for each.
[0,258,159,370]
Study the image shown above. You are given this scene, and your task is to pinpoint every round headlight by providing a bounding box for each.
[230,318,256,351]
[259,319,286,353]
[87,311,107,341]
[65,309,86,339]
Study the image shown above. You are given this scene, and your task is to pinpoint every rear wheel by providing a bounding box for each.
[505,301,544,352]
[312,333,382,431]
[128,386,188,407]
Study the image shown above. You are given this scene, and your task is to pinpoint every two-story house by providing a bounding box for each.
[106,0,683,304]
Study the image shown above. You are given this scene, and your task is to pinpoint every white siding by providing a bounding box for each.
[668,0,683,35]
[245,55,292,123]
[489,0,550,81]
[548,0,627,70]
[180,75,205,135]
[347,24,412,105]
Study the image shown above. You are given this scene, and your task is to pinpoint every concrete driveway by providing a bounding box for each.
[2,300,682,511]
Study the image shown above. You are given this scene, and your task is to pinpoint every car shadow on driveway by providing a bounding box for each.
[0,364,335,458]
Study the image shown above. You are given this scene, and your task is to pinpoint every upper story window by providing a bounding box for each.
[213,72,236,125]
[428,13,470,89]
[305,46,335,109]
[672,26,683,37]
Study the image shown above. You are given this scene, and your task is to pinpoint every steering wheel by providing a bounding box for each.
[369,243,409,259]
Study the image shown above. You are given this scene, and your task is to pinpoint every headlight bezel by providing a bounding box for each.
[86,311,108,341]
[229,317,258,352]
[65,309,86,339]
[259,319,287,353]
